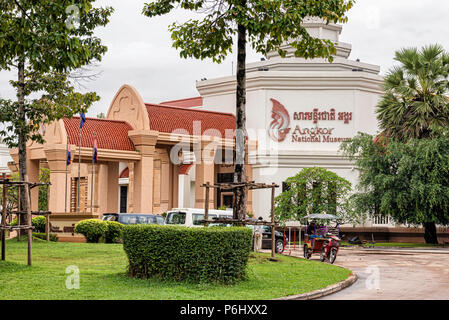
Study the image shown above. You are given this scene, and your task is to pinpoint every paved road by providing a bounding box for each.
[285,247,449,300]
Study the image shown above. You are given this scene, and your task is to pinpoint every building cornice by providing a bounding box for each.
[250,152,355,169]
[197,71,384,97]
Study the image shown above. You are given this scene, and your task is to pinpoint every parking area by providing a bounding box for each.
[285,247,449,300]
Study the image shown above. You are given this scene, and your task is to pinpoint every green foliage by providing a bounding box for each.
[32,216,46,233]
[377,44,449,141]
[275,167,358,224]
[38,168,50,211]
[74,219,107,243]
[103,221,124,243]
[123,225,253,283]
[9,216,46,233]
[33,233,58,242]
[0,172,19,211]
[341,132,449,227]
[0,1,113,148]
[143,0,354,63]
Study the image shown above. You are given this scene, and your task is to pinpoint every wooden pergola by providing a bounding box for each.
[0,173,51,266]
[201,181,280,259]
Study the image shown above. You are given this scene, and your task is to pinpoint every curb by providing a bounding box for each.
[343,247,449,255]
[273,274,358,300]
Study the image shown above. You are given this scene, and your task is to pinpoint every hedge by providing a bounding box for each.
[33,233,58,242]
[10,216,46,233]
[123,225,253,283]
[74,219,107,243]
[104,221,124,243]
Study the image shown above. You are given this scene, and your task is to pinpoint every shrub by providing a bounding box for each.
[104,221,124,243]
[123,225,253,283]
[33,233,58,242]
[74,219,107,243]
[9,216,46,232]
[32,216,46,233]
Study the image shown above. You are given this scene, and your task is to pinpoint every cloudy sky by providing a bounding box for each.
[1,0,449,117]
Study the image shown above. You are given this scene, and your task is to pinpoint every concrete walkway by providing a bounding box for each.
[285,247,449,300]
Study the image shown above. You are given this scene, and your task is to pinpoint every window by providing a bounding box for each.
[119,215,137,225]
[166,212,186,225]
[193,213,220,226]
[154,216,165,225]
[102,214,118,222]
[120,186,128,213]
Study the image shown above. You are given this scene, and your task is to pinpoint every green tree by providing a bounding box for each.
[377,44,449,141]
[274,167,358,224]
[143,0,354,221]
[341,132,449,244]
[374,44,449,242]
[0,1,113,218]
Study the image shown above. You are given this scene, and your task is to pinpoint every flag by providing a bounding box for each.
[67,138,71,165]
[93,134,98,163]
[80,112,86,128]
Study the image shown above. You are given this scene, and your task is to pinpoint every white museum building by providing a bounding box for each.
[190,18,387,226]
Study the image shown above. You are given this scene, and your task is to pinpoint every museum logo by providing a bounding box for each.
[268,98,291,142]
[267,98,353,144]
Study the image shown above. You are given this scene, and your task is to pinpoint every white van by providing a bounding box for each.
[165,208,233,227]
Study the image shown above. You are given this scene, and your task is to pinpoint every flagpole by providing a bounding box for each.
[65,136,69,212]
[77,114,83,213]
[91,132,95,214]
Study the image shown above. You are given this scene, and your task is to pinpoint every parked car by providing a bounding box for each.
[165,208,234,227]
[248,223,287,254]
[102,213,165,225]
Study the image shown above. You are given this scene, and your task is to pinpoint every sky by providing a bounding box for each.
[1,0,449,117]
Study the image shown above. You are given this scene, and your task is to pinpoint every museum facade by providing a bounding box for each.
[9,19,409,241]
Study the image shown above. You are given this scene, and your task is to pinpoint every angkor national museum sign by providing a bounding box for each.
[268,98,353,143]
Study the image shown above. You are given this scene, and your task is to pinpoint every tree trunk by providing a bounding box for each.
[423,222,438,244]
[233,17,247,223]
[17,57,29,233]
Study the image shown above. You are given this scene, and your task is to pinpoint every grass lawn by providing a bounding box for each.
[0,239,351,300]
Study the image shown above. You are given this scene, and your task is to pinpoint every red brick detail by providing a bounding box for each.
[145,104,236,138]
[160,97,203,108]
[178,163,194,175]
[63,117,135,151]
[119,167,129,178]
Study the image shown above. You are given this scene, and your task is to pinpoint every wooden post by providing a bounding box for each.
[271,185,276,259]
[204,182,209,227]
[45,184,49,242]
[17,188,21,241]
[25,177,32,266]
[1,173,7,261]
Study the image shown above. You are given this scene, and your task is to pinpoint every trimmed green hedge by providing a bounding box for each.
[10,216,46,233]
[74,219,107,243]
[104,221,124,243]
[123,225,253,283]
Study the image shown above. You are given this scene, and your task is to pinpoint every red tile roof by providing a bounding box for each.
[145,104,236,138]
[63,117,135,151]
[160,97,203,108]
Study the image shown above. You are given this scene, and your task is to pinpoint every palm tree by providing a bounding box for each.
[377,44,449,243]
[378,44,449,140]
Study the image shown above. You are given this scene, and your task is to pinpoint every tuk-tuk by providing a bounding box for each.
[302,214,341,264]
